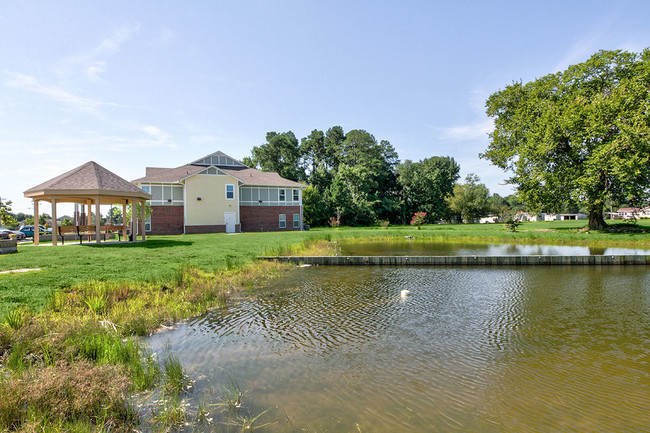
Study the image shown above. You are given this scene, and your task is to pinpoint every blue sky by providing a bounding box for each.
[2,1,649,215]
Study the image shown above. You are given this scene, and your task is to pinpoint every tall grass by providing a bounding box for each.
[163,354,188,396]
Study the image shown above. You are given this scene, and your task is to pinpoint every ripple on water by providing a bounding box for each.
[145,266,650,433]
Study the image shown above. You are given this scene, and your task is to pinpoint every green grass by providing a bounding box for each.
[0,231,314,319]
[317,219,650,247]
[2,221,650,319]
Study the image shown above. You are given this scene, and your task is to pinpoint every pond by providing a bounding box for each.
[146,265,650,432]
[337,239,650,256]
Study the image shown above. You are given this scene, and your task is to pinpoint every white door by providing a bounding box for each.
[224,212,236,233]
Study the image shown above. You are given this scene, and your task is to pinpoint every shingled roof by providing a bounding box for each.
[24,161,151,201]
[134,164,305,188]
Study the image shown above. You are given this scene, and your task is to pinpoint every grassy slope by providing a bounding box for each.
[2,220,650,319]
[0,232,315,318]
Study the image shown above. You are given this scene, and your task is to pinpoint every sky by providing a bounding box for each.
[1,0,649,215]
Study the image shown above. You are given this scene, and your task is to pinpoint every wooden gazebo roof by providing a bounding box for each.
[24,161,151,203]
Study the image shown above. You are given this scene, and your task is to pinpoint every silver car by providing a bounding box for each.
[0,228,27,240]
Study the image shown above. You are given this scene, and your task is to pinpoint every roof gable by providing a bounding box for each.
[189,151,248,168]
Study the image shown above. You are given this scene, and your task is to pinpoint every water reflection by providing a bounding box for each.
[146,266,650,432]
[338,239,650,256]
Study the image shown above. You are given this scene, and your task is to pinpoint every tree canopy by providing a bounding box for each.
[249,131,303,182]
[396,156,460,222]
[482,49,650,230]
[247,126,461,226]
[446,174,491,223]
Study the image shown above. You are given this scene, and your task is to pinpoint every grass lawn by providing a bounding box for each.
[2,219,650,319]
[319,219,650,246]
[0,231,315,319]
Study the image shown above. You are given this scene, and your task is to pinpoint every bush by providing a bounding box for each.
[410,212,427,230]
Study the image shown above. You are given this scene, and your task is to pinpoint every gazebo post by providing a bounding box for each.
[95,197,101,244]
[34,199,40,245]
[51,199,58,246]
[122,201,127,242]
[140,200,146,241]
[130,201,136,242]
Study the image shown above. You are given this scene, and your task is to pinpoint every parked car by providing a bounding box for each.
[0,228,27,240]
[18,225,52,237]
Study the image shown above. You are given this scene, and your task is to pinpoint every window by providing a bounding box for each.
[279,189,285,201]
[145,215,151,232]
[141,185,150,193]
[279,214,286,228]
[226,184,235,199]
[293,189,299,201]
[293,214,300,228]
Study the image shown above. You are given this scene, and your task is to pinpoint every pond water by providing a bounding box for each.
[147,265,650,432]
[337,239,650,256]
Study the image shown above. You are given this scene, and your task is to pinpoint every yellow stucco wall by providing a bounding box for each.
[185,174,238,226]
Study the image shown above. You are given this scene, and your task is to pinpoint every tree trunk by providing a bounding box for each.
[588,208,607,231]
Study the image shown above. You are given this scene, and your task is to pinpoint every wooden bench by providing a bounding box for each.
[101,225,126,241]
[57,226,78,245]
[58,225,128,244]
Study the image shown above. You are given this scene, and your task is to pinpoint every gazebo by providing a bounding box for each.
[23,161,152,246]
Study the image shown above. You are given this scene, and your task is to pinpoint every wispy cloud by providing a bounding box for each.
[552,34,602,72]
[436,119,493,142]
[4,72,116,113]
[56,24,140,82]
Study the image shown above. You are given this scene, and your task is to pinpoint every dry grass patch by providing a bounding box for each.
[0,360,135,431]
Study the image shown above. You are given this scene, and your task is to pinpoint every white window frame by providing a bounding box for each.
[279,214,286,228]
[225,184,235,200]
[139,183,184,206]
[293,189,299,201]
[293,213,300,228]
[279,189,286,201]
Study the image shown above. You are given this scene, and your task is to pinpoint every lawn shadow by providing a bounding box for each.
[83,239,194,249]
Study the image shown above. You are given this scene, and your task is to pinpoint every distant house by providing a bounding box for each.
[616,207,650,219]
[539,212,587,221]
[479,216,499,224]
[556,213,587,221]
[133,151,305,235]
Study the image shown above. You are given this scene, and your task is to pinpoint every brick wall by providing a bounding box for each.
[150,205,184,235]
[240,205,302,232]
[184,224,240,234]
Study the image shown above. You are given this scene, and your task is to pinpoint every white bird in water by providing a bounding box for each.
[400,289,411,298]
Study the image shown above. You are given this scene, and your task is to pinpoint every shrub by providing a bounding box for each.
[410,212,427,230]
[504,216,522,232]
[328,216,340,228]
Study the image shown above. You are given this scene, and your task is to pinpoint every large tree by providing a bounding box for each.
[446,174,492,223]
[250,131,304,182]
[482,49,650,230]
[397,156,460,222]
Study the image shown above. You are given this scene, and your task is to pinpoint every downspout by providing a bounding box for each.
[238,181,242,233]
[300,188,304,231]
[182,181,186,235]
